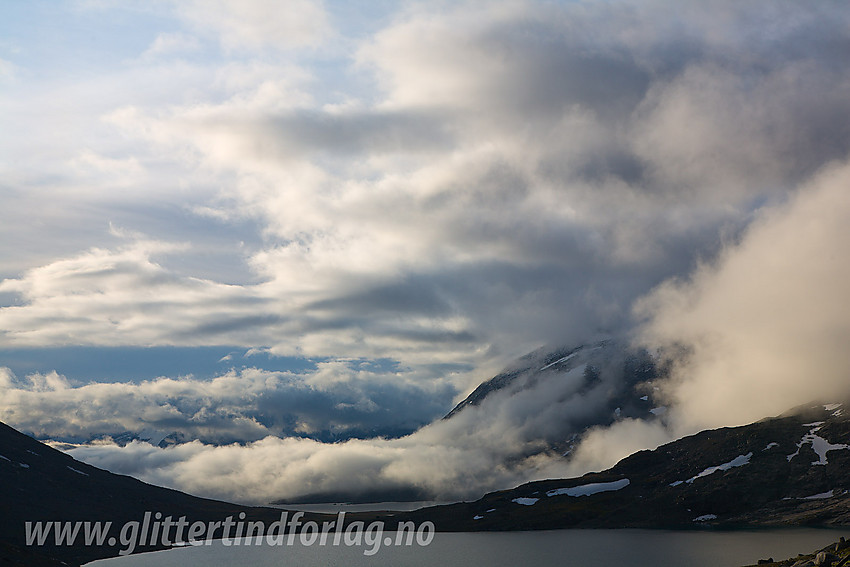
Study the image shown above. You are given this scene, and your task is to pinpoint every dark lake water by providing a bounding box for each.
[87,528,845,567]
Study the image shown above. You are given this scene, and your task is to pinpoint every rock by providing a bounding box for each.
[791,561,814,567]
[815,551,840,566]
[758,559,774,565]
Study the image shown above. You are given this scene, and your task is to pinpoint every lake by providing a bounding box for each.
[87,527,845,567]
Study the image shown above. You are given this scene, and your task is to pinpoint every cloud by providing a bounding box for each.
[29,342,660,504]
[0,360,457,444]
[0,240,280,347]
[174,0,331,52]
[59,347,648,504]
[4,0,850,379]
[0,57,17,81]
[559,158,850,474]
[635,160,850,433]
[139,32,201,61]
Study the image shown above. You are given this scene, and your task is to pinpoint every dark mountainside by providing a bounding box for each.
[401,402,850,531]
[0,420,337,567]
[444,340,665,456]
[445,340,661,420]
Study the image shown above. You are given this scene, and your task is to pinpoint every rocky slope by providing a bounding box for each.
[405,402,850,530]
[0,420,327,566]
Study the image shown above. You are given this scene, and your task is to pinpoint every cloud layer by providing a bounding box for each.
[14,0,850,365]
[0,361,457,444]
[636,161,850,433]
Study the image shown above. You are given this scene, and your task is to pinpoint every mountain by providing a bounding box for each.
[0,420,328,567]
[445,340,664,455]
[405,402,850,530]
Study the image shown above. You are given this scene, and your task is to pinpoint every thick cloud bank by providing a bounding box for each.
[637,162,850,433]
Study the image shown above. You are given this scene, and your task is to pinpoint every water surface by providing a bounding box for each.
[88,528,845,567]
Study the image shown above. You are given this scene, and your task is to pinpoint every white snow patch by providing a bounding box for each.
[473,515,484,520]
[834,410,844,417]
[802,490,834,500]
[546,479,630,497]
[763,442,779,451]
[786,425,850,464]
[18,463,30,469]
[640,395,649,401]
[802,422,824,428]
[486,509,496,513]
[539,352,579,371]
[650,406,667,416]
[809,435,849,465]
[669,453,753,486]
[0,454,9,461]
[137,429,168,447]
[512,497,539,506]
[824,404,842,411]
[67,466,89,476]
[693,514,717,522]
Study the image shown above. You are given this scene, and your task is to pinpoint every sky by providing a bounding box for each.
[2,0,850,505]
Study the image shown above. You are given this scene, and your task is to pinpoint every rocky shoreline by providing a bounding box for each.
[744,536,850,567]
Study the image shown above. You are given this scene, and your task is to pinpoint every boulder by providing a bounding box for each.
[815,551,840,566]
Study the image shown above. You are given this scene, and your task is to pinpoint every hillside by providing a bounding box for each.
[0,421,327,566]
[404,402,850,530]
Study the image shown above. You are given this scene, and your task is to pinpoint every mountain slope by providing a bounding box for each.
[444,340,663,455]
[0,421,325,566]
[405,402,850,530]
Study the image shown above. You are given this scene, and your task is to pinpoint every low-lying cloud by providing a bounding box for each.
[0,361,457,444]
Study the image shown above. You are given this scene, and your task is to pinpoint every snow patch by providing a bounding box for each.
[67,466,89,476]
[486,509,496,513]
[640,395,649,401]
[473,515,484,520]
[809,435,849,465]
[539,352,579,371]
[763,442,779,451]
[18,462,30,469]
[824,403,842,411]
[693,514,717,522]
[802,490,834,500]
[546,479,630,497]
[0,454,9,461]
[650,406,667,416]
[512,497,539,506]
[786,425,850,464]
[669,453,753,486]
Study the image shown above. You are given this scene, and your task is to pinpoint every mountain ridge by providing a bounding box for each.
[401,401,850,531]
